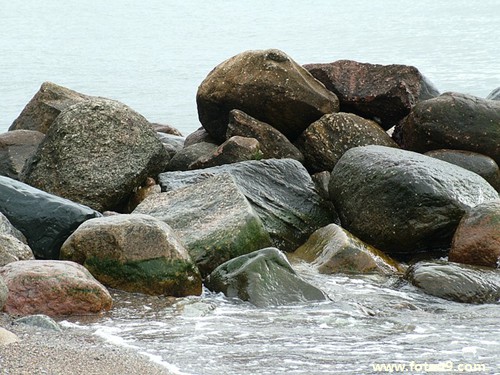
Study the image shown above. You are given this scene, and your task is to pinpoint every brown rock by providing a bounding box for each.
[295,112,399,173]
[183,127,218,147]
[448,200,500,268]
[197,49,339,142]
[0,130,45,180]
[304,60,439,129]
[0,260,112,316]
[226,109,304,162]
[9,82,90,134]
[151,123,183,136]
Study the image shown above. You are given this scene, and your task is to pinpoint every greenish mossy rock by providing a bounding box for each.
[60,214,202,296]
[292,224,403,275]
[206,247,328,307]
[329,146,499,257]
[134,174,272,277]
[425,149,500,192]
[159,158,338,251]
[395,92,500,165]
[448,200,500,268]
[197,49,339,142]
[295,112,399,173]
[226,109,304,162]
[21,98,169,212]
[405,260,500,304]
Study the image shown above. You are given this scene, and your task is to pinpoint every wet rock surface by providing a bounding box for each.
[197,49,339,142]
[329,145,499,257]
[206,247,328,307]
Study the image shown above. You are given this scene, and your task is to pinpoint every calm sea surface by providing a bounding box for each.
[2,1,500,374]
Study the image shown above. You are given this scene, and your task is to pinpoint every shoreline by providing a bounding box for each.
[0,313,173,375]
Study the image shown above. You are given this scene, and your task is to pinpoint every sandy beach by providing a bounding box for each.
[0,313,172,375]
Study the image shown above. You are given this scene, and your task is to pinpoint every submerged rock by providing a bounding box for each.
[21,98,169,212]
[304,60,439,129]
[0,176,101,259]
[159,158,337,251]
[197,49,339,142]
[0,130,45,180]
[295,112,398,173]
[405,260,500,304]
[134,174,272,276]
[226,109,304,161]
[206,247,328,307]
[425,149,500,192]
[329,145,499,257]
[292,224,402,275]
[395,92,500,165]
[448,200,500,268]
[9,82,90,134]
[0,260,112,316]
[60,214,202,296]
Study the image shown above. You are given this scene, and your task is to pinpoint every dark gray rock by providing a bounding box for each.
[9,82,90,134]
[206,247,328,307]
[159,158,338,251]
[156,132,184,159]
[226,109,304,162]
[425,149,500,192]
[183,127,218,147]
[486,87,500,101]
[0,130,45,180]
[21,98,169,212]
[311,171,331,200]
[134,174,272,277]
[197,49,339,142]
[295,112,399,173]
[167,142,218,171]
[304,60,439,129]
[0,176,101,259]
[406,260,500,304]
[395,92,500,165]
[329,145,499,257]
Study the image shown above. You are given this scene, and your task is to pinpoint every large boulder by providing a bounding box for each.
[486,87,500,101]
[292,224,402,275]
[448,200,500,268]
[21,98,169,212]
[134,174,272,276]
[60,214,202,296]
[9,82,90,133]
[197,49,339,142]
[405,260,500,304]
[0,130,45,180]
[205,247,328,307]
[226,109,304,162]
[0,235,34,266]
[304,60,439,129]
[295,112,399,173]
[0,260,112,316]
[0,176,101,259]
[189,136,263,169]
[329,146,499,257]
[425,149,500,192]
[158,158,337,251]
[395,92,500,165]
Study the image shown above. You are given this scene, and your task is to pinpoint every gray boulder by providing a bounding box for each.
[197,49,339,142]
[159,158,338,251]
[206,247,328,307]
[167,142,218,171]
[292,224,402,275]
[0,235,34,266]
[134,174,272,276]
[304,60,439,129]
[0,176,101,259]
[0,130,45,180]
[21,98,169,212]
[406,260,500,304]
[226,109,304,162]
[395,92,500,165]
[9,82,90,133]
[156,132,184,159]
[60,214,202,296]
[329,145,499,257]
[295,112,399,173]
[0,212,27,244]
[15,314,62,332]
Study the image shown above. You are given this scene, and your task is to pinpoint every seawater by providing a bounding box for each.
[1,0,499,135]
[2,1,500,373]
